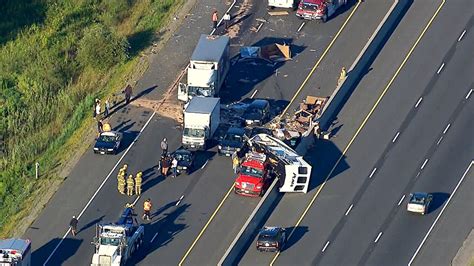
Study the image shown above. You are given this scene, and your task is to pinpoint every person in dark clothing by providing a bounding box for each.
[70,216,78,236]
[161,156,170,176]
[123,84,132,104]
[97,119,103,135]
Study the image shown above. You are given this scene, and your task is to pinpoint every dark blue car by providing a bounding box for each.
[218,127,247,156]
[93,131,122,155]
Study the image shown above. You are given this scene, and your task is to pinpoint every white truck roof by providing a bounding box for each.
[185,97,220,114]
[191,35,230,62]
[0,238,31,264]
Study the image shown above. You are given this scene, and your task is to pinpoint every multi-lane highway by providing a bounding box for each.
[240,0,473,265]
[22,0,473,265]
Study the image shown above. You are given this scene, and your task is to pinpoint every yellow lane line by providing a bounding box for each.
[270,0,445,265]
[280,0,363,117]
[179,1,364,265]
[178,185,234,266]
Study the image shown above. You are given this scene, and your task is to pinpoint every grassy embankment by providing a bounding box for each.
[0,0,184,237]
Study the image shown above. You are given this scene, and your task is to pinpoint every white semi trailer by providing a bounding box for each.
[178,34,230,102]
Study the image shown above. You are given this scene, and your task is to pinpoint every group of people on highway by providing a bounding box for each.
[117,164,143,196]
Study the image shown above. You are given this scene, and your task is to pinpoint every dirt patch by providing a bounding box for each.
[132,98,183,123]
[226,0,252,39]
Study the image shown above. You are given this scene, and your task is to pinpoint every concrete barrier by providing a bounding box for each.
[218,0,412,264]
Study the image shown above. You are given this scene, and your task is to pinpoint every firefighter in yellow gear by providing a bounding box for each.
[118,175,126,194]
[126,175,134,196]
[338,67,347,85]
[135,172,142,195]
[118,164,128,179]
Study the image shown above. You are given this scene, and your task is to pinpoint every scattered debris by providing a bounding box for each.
[240,43,292,62]
[268,11,289,16]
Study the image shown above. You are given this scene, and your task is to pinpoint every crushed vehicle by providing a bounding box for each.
[178,35,230,102]
[94,131,122,155]
[407,192,433,215]
[91,206,144,266]
[218,127,248,157]
[0,238,31,266]
[296,0,347,22]
[234,151,274,197]
[256,226,286,252]
[182,97,220,151]
[240,43,291,63]
[171,148,194,174]
[242,99,271,126]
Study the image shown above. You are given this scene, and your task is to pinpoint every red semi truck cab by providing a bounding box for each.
[296,0,347,22]
[234,152,272,197]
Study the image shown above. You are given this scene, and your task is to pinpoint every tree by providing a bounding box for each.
[77,23,128,71]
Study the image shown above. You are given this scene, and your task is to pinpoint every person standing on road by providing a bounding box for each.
[97,119,103,136]
[95,100,101,118]
[161,138,168,156]
[104,99,111,117]
[143,198,152,220]
[171,157,178,178]
[126,174,134,196]
[232,152,240,174]
[123,84,132,104]
[212,10,219,30]
[70,216,78,236]
[161,156,170,177]
[223,12,231,30]
[135,172,142,195]
[338,67,347,85]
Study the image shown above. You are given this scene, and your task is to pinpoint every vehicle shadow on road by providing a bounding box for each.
[221,37,306,103]
[32,238,83,265]
[326,0,359,23]
[428,192,450,214]
[79,215,105,234]
[282,226,309,251]
[305,138,349,192]
[129,203,190,264]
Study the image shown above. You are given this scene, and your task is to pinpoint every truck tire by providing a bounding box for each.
[322,14,328,23]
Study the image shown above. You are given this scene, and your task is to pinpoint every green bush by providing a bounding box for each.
[78,23,129,71]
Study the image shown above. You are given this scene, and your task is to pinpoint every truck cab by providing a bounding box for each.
[234,152,273,197]
[296,0,347,22]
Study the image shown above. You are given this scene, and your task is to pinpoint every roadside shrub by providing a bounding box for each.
[77,23,129,71]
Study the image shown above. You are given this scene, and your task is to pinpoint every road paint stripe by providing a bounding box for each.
[271,0,445,264]
[415,97,423,108]
[297,22,306,32]
[322,241,330,252]
[150,232,158,243]
[458,29,466,41]
[436,136,443,145]
[201,159,209,169]
[279,0,362,117]
[397,194,406,206]
[132,195,141,206]
[179,185,234,265]
[374,232,383,243]
[345,204,354,216]
[416,172,421,178]
[210,0,237,35]
[256,23,264,33]
[43,112,156,266]
[250,90,258,99]
[392,132,400,142]
[369,168,377,178]
[466,88,472,99]
[176,195,185,206]
[408,161,473,266]
[443,123,451,134]
[420,159,429,170]
[436,63,445,74]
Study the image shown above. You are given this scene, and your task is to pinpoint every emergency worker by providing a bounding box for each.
[118,174,126,194]
[126,174,134,196]
[135,172,142,195]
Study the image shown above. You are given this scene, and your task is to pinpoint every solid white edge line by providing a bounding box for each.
[345,204,354,216]
[443,123,451,134]
[466,89,472,99]
[374,232,383,243]
[250,90,258,99]
[458,30,466,41]
[408,161,474,266]
[436,63,445,74]
[210,0,237,35]
[297,22,306,32]
[420,159,429,170]
[392,132,400,142]
[397,194,406,206]
[369,168,377,178]
[415,97,423,108]
[322,241,330,252]
[43,111,157,266]
[150,232,159,243]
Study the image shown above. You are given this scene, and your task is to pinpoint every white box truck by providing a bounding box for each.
[182,97,220,150]
[178,35,230,102]
[268,0,295,9]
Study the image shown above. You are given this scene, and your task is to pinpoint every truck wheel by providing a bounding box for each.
[322,14,328,23]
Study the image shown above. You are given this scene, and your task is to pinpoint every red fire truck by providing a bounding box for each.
[296,0,347,22]
[234,152,274,197]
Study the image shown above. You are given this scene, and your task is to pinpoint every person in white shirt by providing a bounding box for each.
[223,12,231,30]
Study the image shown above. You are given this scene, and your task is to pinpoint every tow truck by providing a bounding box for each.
[0,238,31,266]
[234,151,274,197]
[91,206,144,266]
[296,0,347,22]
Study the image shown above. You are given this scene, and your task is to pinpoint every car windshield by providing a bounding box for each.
[174,153,191,161]
[410,194,426,204]
[184,128,205,138]
[100,237,120,246]
[188,86,212,97]
[240,166,263,178]
[98,135,116,143]
[302,3,318,10]
[246,107,263,116]
[224,133,243,142]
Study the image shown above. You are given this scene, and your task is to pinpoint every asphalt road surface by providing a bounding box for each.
[240,0,473,265]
